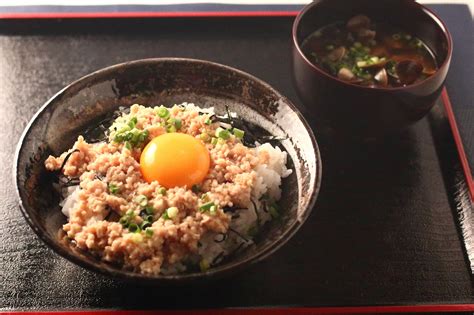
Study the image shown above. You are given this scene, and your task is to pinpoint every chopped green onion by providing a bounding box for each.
[199,259,210,272]
[192,184,201,193]
[131,132,141,144]
[117,124,132,134]
[145,227,154,237]
[166,207,179,219]
[201,193,209,201]
[128,223,140,233]
[370,56,379,63]
[200,202,215,212]
[145,215,154,222]
[357,61,367,67]
[167,125,177,133]
[353,42,362,48]
[113,123,148,148]
[119,217,129,227]
[156,106,170,119]
[200,133,210,142]
[131,233,143,243]
[325,44,334,51]
[135,195,148,207]
[126,209,134,217]
[167,117,182,130]
[128,117,137,129]
[204,117,212,125]
[141,130,149,142]
[232,128,245,139]
[173,118,182,130]
[209,205,217,216]
[158,187,167,195]
[162,212,170,220]
[145,205,154,215]
[108,183,120,194]
[211,137,218,145]
[114,133,126,143]
[215,127,230,140]
[269,204,280,219]
[140,221,151,230]
[113,134,124,142]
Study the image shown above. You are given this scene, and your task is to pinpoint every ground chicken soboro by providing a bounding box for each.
[45,103,263,275]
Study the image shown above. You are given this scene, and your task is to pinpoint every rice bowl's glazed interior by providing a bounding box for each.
[15,58,321,282]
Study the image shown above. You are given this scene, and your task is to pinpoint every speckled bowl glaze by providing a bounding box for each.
[14,58,321,283]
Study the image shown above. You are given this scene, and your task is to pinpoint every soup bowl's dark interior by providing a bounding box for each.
[14,58,321,283]
[292,0,452,136]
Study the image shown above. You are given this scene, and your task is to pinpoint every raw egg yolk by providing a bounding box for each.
[140,133,210,188]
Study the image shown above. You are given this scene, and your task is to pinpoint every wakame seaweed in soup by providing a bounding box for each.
[301,15,438,88]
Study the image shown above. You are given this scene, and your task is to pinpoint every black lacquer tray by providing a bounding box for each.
[0,5,472,313]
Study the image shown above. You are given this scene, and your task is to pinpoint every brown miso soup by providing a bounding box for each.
[301,15,438,88]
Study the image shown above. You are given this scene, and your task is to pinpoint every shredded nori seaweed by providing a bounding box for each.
[59,176,80,187]
[262,201,268,213]
[250,198,260,226]
[223,205,247,213]
[211,251,225,266]
[228,241,246,257]
[94,173,105,181]
[82,106,129,144]
[216,105,287,147]
[82,120,109,143]
[228,227,250,243]
[57,149,79,174]
[104,206,120,222]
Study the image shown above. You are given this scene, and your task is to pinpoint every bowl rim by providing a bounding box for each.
[13,57,322,282]
[292,0,453,91]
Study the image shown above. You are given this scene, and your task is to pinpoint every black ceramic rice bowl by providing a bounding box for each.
[14,58,321,283]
